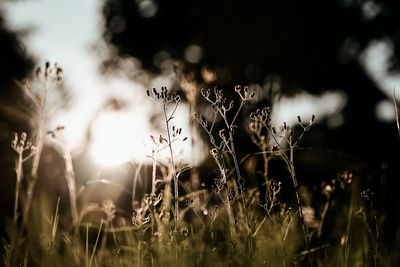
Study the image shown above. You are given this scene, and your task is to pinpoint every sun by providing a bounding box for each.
[89,110,150,166]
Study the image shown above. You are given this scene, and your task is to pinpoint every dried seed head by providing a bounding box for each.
[11,133,18,149]
[21,132,27,142]
[146,90,150,97]
[297,116,301,123]
[283,122,287,129]
[272,126,277,134]
[244,86,249,94]
[234,85,241,93]
[35,67,41,78]
[201,88,206,97]
[311,114,315,122]
[229,100,234,109]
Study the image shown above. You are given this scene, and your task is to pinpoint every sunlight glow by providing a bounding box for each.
[90,110,149,166]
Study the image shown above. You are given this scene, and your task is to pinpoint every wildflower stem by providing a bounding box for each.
[262,121,309,247]
[22,89,47,228]
[13,152,23,223]
[230,101,245,129]
[162,103,179,231]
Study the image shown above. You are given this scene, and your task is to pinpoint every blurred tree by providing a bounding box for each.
[0,9,33,231]
[100,0,400,241]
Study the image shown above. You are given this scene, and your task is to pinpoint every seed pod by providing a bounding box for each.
[36,67,41,77]
[297,116,301,123]
[311,114,315,122]
[272,127,276,134]
[21,132,27,141]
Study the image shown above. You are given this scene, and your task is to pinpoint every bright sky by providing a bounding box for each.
[2,0,183,166]
[2,0,399,166]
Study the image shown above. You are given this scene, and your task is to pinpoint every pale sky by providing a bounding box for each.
[2,0,399,165]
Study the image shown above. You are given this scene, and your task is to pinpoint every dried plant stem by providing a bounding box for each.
[262,122,309,247]
[62,142,79,228]
[162,103,179,230]
[22,92,47,228]
[219,101,250,232]
[132,162,143,208]
[288,139,309,247]
[228,133,251,234]
[13,153,23,223]
[151,154,157,195]
[317,197,330,237]
[393,91,400,138]
[215,159,236,241]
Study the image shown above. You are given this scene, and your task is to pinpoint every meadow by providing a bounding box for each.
[2,62,399,267]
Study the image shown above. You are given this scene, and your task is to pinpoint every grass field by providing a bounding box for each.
[2,63,400,267]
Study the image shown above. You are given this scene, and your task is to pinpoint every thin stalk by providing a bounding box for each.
[393,91,400,138]
[262,121,309,247]
[289,139,309,247]
[219,166,237,241]
[189,101,200,190]
[229,133,251,235]
[132,163,143,208]
[317,197,330,237]
[213,155,236,240]
[230,101,245,129]
[89,220,103,267]
[62,142,79,229]
[162,103,178,231]
[151,154,157,195]
[217,101,250,232]
[13,153,23,223]
[22,90,47,228]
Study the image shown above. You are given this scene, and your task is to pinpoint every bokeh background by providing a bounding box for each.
[1,0,400,248]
